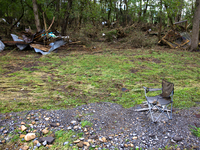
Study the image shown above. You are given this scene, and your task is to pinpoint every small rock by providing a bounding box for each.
[79,137,84,141]
[33,140,39,145]
[42,129,49,134]
[74,126,79,130]
[36,143,41,147]
[20,134,26,139]
[72,135,76,138]
[77,141,84,148]
[173,136,183,142]
[99,137,107,142]
[38,137,55,144]
[132,136,137,140]
[46,144,53,148]
[24,133,36,141]
[50,123,59,127]
[83,142,90,147]
[1,140,6,143]
[71,120,77,125]
[73,139,80,143]
[88,139,94,143]
[77,118,81,122]
[45,118,50,121]
[21,125,27,132]
[89,135,98,140]
[31,121,36,125]
[120,144,124,148]
[21,122,25,125]
[102,137,107,142]
[67,126,72,130]
[22,146,29,150]
[63,141,69,146]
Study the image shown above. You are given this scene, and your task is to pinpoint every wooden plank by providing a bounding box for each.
[30,44,51,52]
[2,41,28,45]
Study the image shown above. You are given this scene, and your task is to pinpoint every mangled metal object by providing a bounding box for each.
[159,30,190,48]
[30,39,66,55]
[9,30,66,55]
[11,34,29,50]
[0,40,5,52]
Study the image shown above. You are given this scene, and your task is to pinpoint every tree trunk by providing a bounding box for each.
[61,0,73,35]
[190,0,200,51]
[32,0,41,32]
[158,0,162,41]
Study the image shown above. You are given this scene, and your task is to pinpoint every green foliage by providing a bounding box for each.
[189,126,200,137]
[11,134,19,142]
[105,30,117,42]
[81,120,93,127]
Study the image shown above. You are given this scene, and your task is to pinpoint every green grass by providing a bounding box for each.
[81,120,93,127]
[190,126,200,138]
[0,48,200,113]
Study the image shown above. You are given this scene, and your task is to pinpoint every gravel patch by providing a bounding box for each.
[0,102,199,149]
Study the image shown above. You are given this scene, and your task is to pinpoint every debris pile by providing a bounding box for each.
[1,29,66,55]
[159,20,191,49]
[159,30,190,48]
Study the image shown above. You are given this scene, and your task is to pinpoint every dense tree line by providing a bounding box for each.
[0,0,194,33]
[0,0,200,50]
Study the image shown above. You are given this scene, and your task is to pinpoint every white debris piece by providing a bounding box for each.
[11,34,28,50]
[0,40,5,52]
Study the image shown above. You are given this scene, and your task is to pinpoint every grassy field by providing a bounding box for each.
[0,47,200,113]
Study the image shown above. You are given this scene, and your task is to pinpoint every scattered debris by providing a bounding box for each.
[0,40,5,52]
[1,30,66,55]
[159,30,190,48]
[159,20,191,49]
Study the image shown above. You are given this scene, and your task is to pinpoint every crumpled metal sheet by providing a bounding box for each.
[11,34,28,50]
[31,39,66,55]
[11,33,66,55]
[0,40,5,52]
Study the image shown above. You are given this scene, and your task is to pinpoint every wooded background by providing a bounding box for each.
[1,0,200,50]
[0,0,195,34]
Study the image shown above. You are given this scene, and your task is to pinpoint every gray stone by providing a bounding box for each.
[173,136,183,142]
[50,123,59,127]
[89,135,98,139]
[120,144,124,148]
[67,126,72,130]
[38,137,55,144]
[63,141,69,146]
[71,120,77,125]
[36,143,41,147]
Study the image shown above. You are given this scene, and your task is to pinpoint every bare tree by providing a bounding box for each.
[190,0,200,51]
[32,0,41,31]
